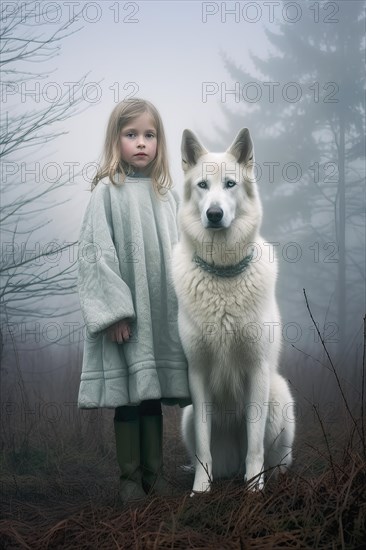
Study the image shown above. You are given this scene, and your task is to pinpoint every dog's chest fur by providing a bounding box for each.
[175,247,273,324]
[172,242,280,402]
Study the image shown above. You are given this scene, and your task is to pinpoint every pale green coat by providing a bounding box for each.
[77,175,191,409]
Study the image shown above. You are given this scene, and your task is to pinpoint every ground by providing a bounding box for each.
[1,404,365,549]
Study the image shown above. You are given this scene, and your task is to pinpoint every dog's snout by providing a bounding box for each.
[206,207,223,223]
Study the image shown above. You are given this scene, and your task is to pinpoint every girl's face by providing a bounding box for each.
[120,112,157,176]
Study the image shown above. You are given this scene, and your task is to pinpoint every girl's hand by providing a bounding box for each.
[107,319,132,343]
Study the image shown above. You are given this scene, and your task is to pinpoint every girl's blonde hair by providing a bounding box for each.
[91,98,172,196]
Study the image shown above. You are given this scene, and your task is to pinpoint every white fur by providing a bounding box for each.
[172,129,295,494]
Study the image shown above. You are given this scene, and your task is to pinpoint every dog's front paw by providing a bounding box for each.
[191,456,212,495]
[245,456,265,491]
[245,473,264,492]
[192,470,212,494]
[192,479,211,494]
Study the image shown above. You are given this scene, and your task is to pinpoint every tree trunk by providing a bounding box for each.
[337,110,346,357]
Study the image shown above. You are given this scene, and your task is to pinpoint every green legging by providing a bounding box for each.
[114,399,162,421]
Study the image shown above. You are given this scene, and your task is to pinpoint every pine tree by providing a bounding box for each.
[214,0,365,358]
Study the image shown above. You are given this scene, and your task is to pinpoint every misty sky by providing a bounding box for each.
[7,0,274,237]
[2,0,364,369]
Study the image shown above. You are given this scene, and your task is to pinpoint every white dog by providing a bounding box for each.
[171,129,295,494]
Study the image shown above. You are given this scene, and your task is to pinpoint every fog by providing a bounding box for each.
[1,0,365,452]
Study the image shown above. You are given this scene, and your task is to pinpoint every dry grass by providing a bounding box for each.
[0,404,365,549]
[1,313,365,548]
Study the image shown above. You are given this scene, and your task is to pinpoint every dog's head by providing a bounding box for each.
[180,129,262,234]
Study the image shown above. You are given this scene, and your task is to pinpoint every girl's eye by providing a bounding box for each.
[226,180,237,188]
[126,132,135,138]
[197,181,208,189]
[146,133,156,139]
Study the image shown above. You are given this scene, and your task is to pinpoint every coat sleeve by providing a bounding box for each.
[171,188,180,210]
[77,183,136,336]
[170,187,181,236]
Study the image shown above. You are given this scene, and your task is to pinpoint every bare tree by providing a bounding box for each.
[0,1,94,355]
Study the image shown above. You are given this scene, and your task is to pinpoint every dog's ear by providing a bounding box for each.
[226,128,254,165]
[181,129,208,172]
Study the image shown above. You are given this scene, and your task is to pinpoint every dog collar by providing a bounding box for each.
[192,248,254,278]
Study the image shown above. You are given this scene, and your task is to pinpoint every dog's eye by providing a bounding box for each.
[197,181,208,189]
[226,180,237,188]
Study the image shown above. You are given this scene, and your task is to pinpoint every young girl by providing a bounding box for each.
[77,98,191,503]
